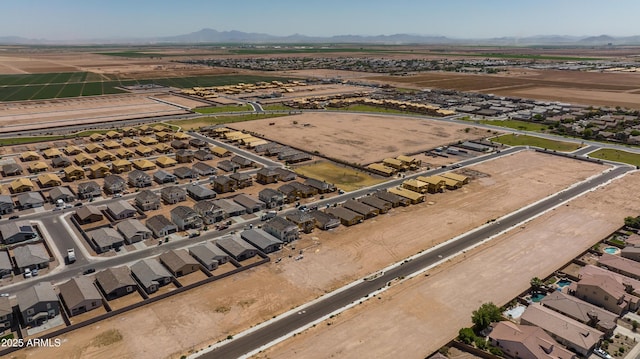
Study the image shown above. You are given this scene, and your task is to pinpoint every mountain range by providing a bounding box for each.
[2,28,640,46]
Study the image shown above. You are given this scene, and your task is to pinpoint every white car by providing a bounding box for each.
[594,348,613,359]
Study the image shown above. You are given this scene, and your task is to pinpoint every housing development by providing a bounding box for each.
[1,29,640,359]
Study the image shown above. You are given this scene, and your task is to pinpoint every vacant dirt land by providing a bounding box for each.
[233,112,489,164]
[369,69,640,108]
[12,151,603,359]
[0,95,187,133]
[259,170,640,359]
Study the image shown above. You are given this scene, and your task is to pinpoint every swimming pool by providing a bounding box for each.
[531,293,546,302]
[604,247,620,254]
[503,305,526,319]
[557,279,571,287]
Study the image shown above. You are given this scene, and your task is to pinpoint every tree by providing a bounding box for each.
[633,320,639,332]
[625,216,640,229]
[458,327,476,345]
[530,277,544,291]
[472,302,502,331]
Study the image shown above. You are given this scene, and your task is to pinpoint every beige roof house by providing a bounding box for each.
[489,321,576,359]
[520,303,603,356]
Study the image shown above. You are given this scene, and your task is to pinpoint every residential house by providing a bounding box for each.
[573,271,640,315]
[0,221,36,244]
[488,321,577,359]
[146,215,177,238]
[10,178,34,193]
[74,153,95,166]
[621,246,640,262]
[106,200,137,220]
[0,196,13,215]
[13,243,50,272]
[156,156,177,168]
[289,182,317,198]
[174,166,197,179]
[217,160,240,172]
[153,169,176,184]
[130,259,173,294]
[416,176,446,194]
[20,151,40,162]
[230,172,253,189]
[49,186,76,204]
[16,192,45,209]
[175,149,194,163]
[88,133,104,142]
[102,174,126,194]
[0,251,11,278]
[122,127,139,137]
[58,276,102,317]
[212,199,246,217]
[111,159,132,174]
[75,205,103,224]
[520,303,603,357]
[309,210,340,230]
[170,140,189,150]
[64,165,86,181]
[211,146,230,157]
[128,170,152,188]
[598,253,640,281]
[139,136,159,146]
[135,144,153,157]
[263,216,299,243]
[216,236,258,261]
[304,178,336,193]
[105,130,122,139]
[326,207,364,226]
[133,159,156,171]
[117,218,152,244]
[286,212,316,233]
[159,249,200,277]
[212,176,237,193]
[186,184,216,201]
[153,143,173,154]
[441,172,470,185]
[189,138,207,148]
[160,186,186,204]
[0,296,12,330]
[541,291,617,336]
[95,267,137,300]
[95,150,116,162]
[359,196,392,214]
[155,131,173,142]
[103,140,121,149]
[2,163,22,176]
[366,163,396,177]
[88,227,125,253]
[259,188,284,209]
[383,158,408,171]
[63,145,83,155]
[192,162,216,177]
[402,179,429,194]
[193,200,225,224]
[170,206,203,231]
[135,190,161,211]
[343,199,379,219]
[388,187,425,204]
[194,149,214,161]
[231,155,253,168]
[256,167,279,184]
[115,148,135,159]
[17,282,59,327]
[51,156,71,168]
[241,229,282,254]
[76,181,101,199]
[89,162,111,179]
[189,243,229,270]
[233,194,265,213]
[85,144,103,154]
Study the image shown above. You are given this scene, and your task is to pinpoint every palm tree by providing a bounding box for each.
[530,277,544,293]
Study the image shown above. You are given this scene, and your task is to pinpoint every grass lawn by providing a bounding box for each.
[194,105,252,114]
[166,113,287,131]
[491,134,582,152]
[294,161,387,192]
[0,135,67,146]
[475,119,548,132]
[589,148,640,167]
[262,104,293,111]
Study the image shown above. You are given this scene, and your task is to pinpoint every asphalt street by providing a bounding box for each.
[202,164,631,359]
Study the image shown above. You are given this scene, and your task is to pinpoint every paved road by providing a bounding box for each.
[188,131,283,168]
[202,165,631,359]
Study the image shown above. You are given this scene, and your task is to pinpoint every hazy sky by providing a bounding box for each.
[1,0,638,40]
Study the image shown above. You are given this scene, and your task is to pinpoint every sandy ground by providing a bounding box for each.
[233,112,486,164]
[11,150,605,359]
[259,169,640,359]
[0,95,188,133]
[504,86,640,108]
[152,94,211,109]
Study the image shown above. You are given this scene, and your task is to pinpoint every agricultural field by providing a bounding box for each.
[0,72,293,101]
[194,105,253,114]
[589,148,640,167]
[293,161,387,192]
[491,134,582,152]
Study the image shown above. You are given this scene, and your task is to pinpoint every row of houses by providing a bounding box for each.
[401,172,469,194]
[366,155,421,177]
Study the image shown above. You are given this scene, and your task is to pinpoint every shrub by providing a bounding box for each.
[489,346,503,356]
[474,337,487,350]
[458,327,476,345]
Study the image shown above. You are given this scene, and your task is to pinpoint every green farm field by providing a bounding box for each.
[0,72,293,101]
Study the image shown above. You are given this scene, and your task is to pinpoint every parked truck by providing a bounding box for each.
[67,248,76,263]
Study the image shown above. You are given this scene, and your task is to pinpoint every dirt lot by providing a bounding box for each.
[259,169,640,359]
[11,150,605,359]
[0,94,188,133]
[233,112,488,164]
[368,69,640,108]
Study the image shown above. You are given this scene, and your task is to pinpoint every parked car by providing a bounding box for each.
[594,348,613,359]
[83,268,96,275]
[74,202,83,207]
[23,268,32,278]
[8,215,19,220]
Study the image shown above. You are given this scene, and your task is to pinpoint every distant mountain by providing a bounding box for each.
[1,29,640,46]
